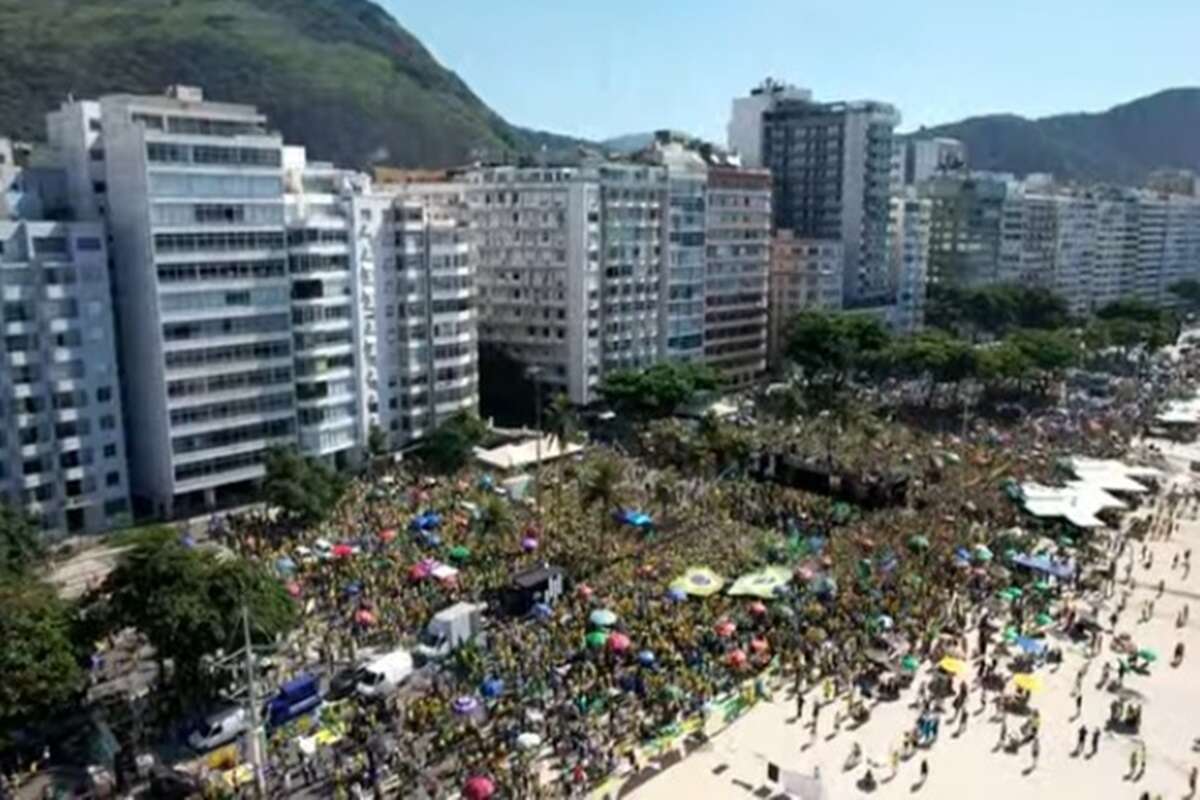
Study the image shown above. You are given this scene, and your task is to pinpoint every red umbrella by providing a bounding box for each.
[285,581,302,598]
[715,620,737,638]
[748,601,768,617]
[378,528,398,543]
[332,544,353,559]
[463,776,496,800]
[577,584,594,600]
[408,563,430,582]
[727,649,748,668]
[750,636,769,653]
[354,609,376,626]
[607,632,632,653]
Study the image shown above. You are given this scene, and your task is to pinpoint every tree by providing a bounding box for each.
[884,330,977,404]
[1169,279,1200,311]
[95,529,295,706]
[263,447,346,528]
[599,362,720,418]
[975,340,1033,389]
[545,393,580,449]
[1007,328,1079,391]
[926,284,1069,339]
[0,577,86,744]
[785,311,890,392]
[580,456,625,514]
[0,504,43,578]
[367,424,389,459]
[416,412,489,474]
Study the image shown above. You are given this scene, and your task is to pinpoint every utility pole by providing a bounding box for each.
[241,604,267,798]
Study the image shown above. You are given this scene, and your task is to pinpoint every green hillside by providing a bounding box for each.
[913,89,1200,185]
[0,0,583,168]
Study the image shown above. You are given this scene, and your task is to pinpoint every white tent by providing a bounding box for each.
[1066,456,1162,494]
[1020,482,1125,528]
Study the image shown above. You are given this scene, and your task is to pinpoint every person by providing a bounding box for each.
[1076,725,1087,755]
[920,758,928,783]
[796,693,805,720]
[1176,642,1186,665]
[1075,694,1082,718]
[1091,727,1100,756]
[1190,765,1197,796]
[1031,736,1039,768]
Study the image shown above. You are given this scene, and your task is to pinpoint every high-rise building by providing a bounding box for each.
[888,190,931,333]
[894,138,967,187]
[1146,169,1198,198]
[924,175,1011,289]
[730,86,899,305]
[726,80,812,170]
[0,220,130,535]
[767,232,842,370]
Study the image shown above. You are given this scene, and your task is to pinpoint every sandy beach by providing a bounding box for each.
[627,442,1200,800]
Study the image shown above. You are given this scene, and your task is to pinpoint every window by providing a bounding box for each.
[92,181,107,195]
[96,387,112,403]
[75,237,102,252]
[33,237,68,256]
[99,415,116,431]
[105,472,121,487]
[103,444,117,459]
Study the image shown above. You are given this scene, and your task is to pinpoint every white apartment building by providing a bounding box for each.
[888,190,931,333]
[0,221,130,535]
[51,87,297,516]
[1092,191,1138,308]
[767,233,842,370]
[894,138,967,187]
[704,166,772,383]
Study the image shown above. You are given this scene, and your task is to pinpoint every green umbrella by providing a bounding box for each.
[973,545,994,562]
[900,655,920,673]
[1033,580,1052,592]
[1003,626,1018,642]
[1137,648,1158,663]
[1005,586,1024,598]
[449,545,471,562]
[1035,612,1053,626]
[586,631,608,649]
[907,535,930,552]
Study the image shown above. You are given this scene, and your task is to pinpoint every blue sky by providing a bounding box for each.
[388,0,1199,143]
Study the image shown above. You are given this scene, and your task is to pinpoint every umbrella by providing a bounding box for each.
[378,529,398,543]
[1012,673,1043,693]
[607,632,632,653]
[670,567,725,597]
[907,535,930,552]
[463,776,495,800]
[589,609,618,628]
[938,657,968,676]
[714,620,737,638]
[274,556,297,574]
[521,536,539,552]
[1033,580,1053,592]
[750,637,769,654]
[515,732,542,751]
[343,581,362,596]
[332,544,353,558]
[532,602,553,620]
[585,631,608,649]
[408,563,431,581]
[666,587,688,602]
[1014,636,1047,655]
[449,545,471,562]
[748,601,768,617]
[285,581,302,598]
[900,655,920,673]
[1003,626,1019,642]
[1035,613,1054,627]
[727,649,748,668]
[453,696,480,715]
[637,650,657,666]
[874,614,895,631]
[1136,648,1158,663]
[481,678,505,699]
[421,532,443,548]
[354,609,376,626]
[577,584,594,600]
[973,544,994,562]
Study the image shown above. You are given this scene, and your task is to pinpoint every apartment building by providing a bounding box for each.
[0,221,130,535]
[767,233,842,370]
[704,166,771,383]
[888,190,931,333]
[730,86,899,306]
[50,87,297,516]
[893,138,967,187]
[924,174,1010,289]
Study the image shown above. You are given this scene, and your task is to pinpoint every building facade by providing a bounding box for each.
[924,174,1011,289]
[888,190,931,333]
[767,233,842,370]
[0,221,130,535]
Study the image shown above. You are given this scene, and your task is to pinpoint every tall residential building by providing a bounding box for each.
[1092,190,1139,308]
[704,166,772,383]
[767,233,842,370]
[888,190,931,333]
[726,80,812,170]
[1146,169,1197,197]
[894,138,966,187]
[924,174,1011,288]
[730,86,899,305]
[51,87,297,516]
[0,221,130,535]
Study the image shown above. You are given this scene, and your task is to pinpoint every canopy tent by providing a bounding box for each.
[1010,552,1076,581]
[1018,481,1124,528]
[670,567,726,597]
[727,566,792,598]
[1065,457,1161,494]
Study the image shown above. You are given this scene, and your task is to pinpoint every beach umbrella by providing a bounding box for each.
[1035,612,1054,627]
[586,631,608,649]
[750,637,769,654]
[666,587,688,602]
[532,602,553,620]
[907,535,930,553]
[521,536,539,552]
[463,776,495,800]
[670,567,725,597]
[1004,586,1023,599]
[748,601,768,617]
[900,655,920,673]
[408,563,430,582]
[274,556,297,574]
[453,696,481,715]
[1003,626,1019,642]
[938,657,968,676]
[577,584,594,600]
[343,581,362,596]
[377,528,398,543]
[1137,648,1158,663]
[515,732,542,751]
[332,544,353,559]
[354,609,376,626]
[607,632,632,653]
[727,649,748,668]
[285,581,302,598]
[637,650,657,666]
[449,545,471,562]
[1012,673,1043,693]
[874,614,895,631]
[973,545,994,563]
[714,620,737,638]
[589,609,618,628]
[481,678,505,699]
[1033,580,1053,592]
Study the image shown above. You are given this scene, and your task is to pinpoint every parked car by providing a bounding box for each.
[187,707,250,752]
[327,666,364,701]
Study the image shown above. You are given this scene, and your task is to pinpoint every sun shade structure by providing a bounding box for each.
[1064,457,1161,494]
[1017,482,1125,528]
[1010,552,1076,580]
[670,567,726,597]
[727,566,792,598]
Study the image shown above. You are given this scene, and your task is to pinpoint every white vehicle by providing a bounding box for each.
[356,648,414,698]
[414,602,486,664]
[188,707,250,752]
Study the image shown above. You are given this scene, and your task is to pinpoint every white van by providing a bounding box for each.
[356,648,414,698]
[188,707,250,751]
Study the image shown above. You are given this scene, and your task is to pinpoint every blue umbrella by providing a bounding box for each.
[637,650,657,666]
[532,602,553,620]
[589,609,618,628]
[453,695,480,715]
[481,678,505,699]
[421,531,442,548]
[344,581,363,596]
[666,587,688,602]
[275,556,297,574]
[1015,636,1047,655]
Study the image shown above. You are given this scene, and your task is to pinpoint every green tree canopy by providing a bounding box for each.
[885,329,978,388]
[975,340,1034,386]
[263,447,346,528]
[1006,328,1079,385]
[416,412,489,473]
[1169,279,1200,311]
[0,504,43,578]
[926,284,1070,338]
[367,424,389,458]
[95,529,295,704]
[785,311,891,388]
[599,361,720,418]
[0,577,86,742]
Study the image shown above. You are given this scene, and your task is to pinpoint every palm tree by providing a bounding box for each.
[544,393,581,528]
[580,456,624,518]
